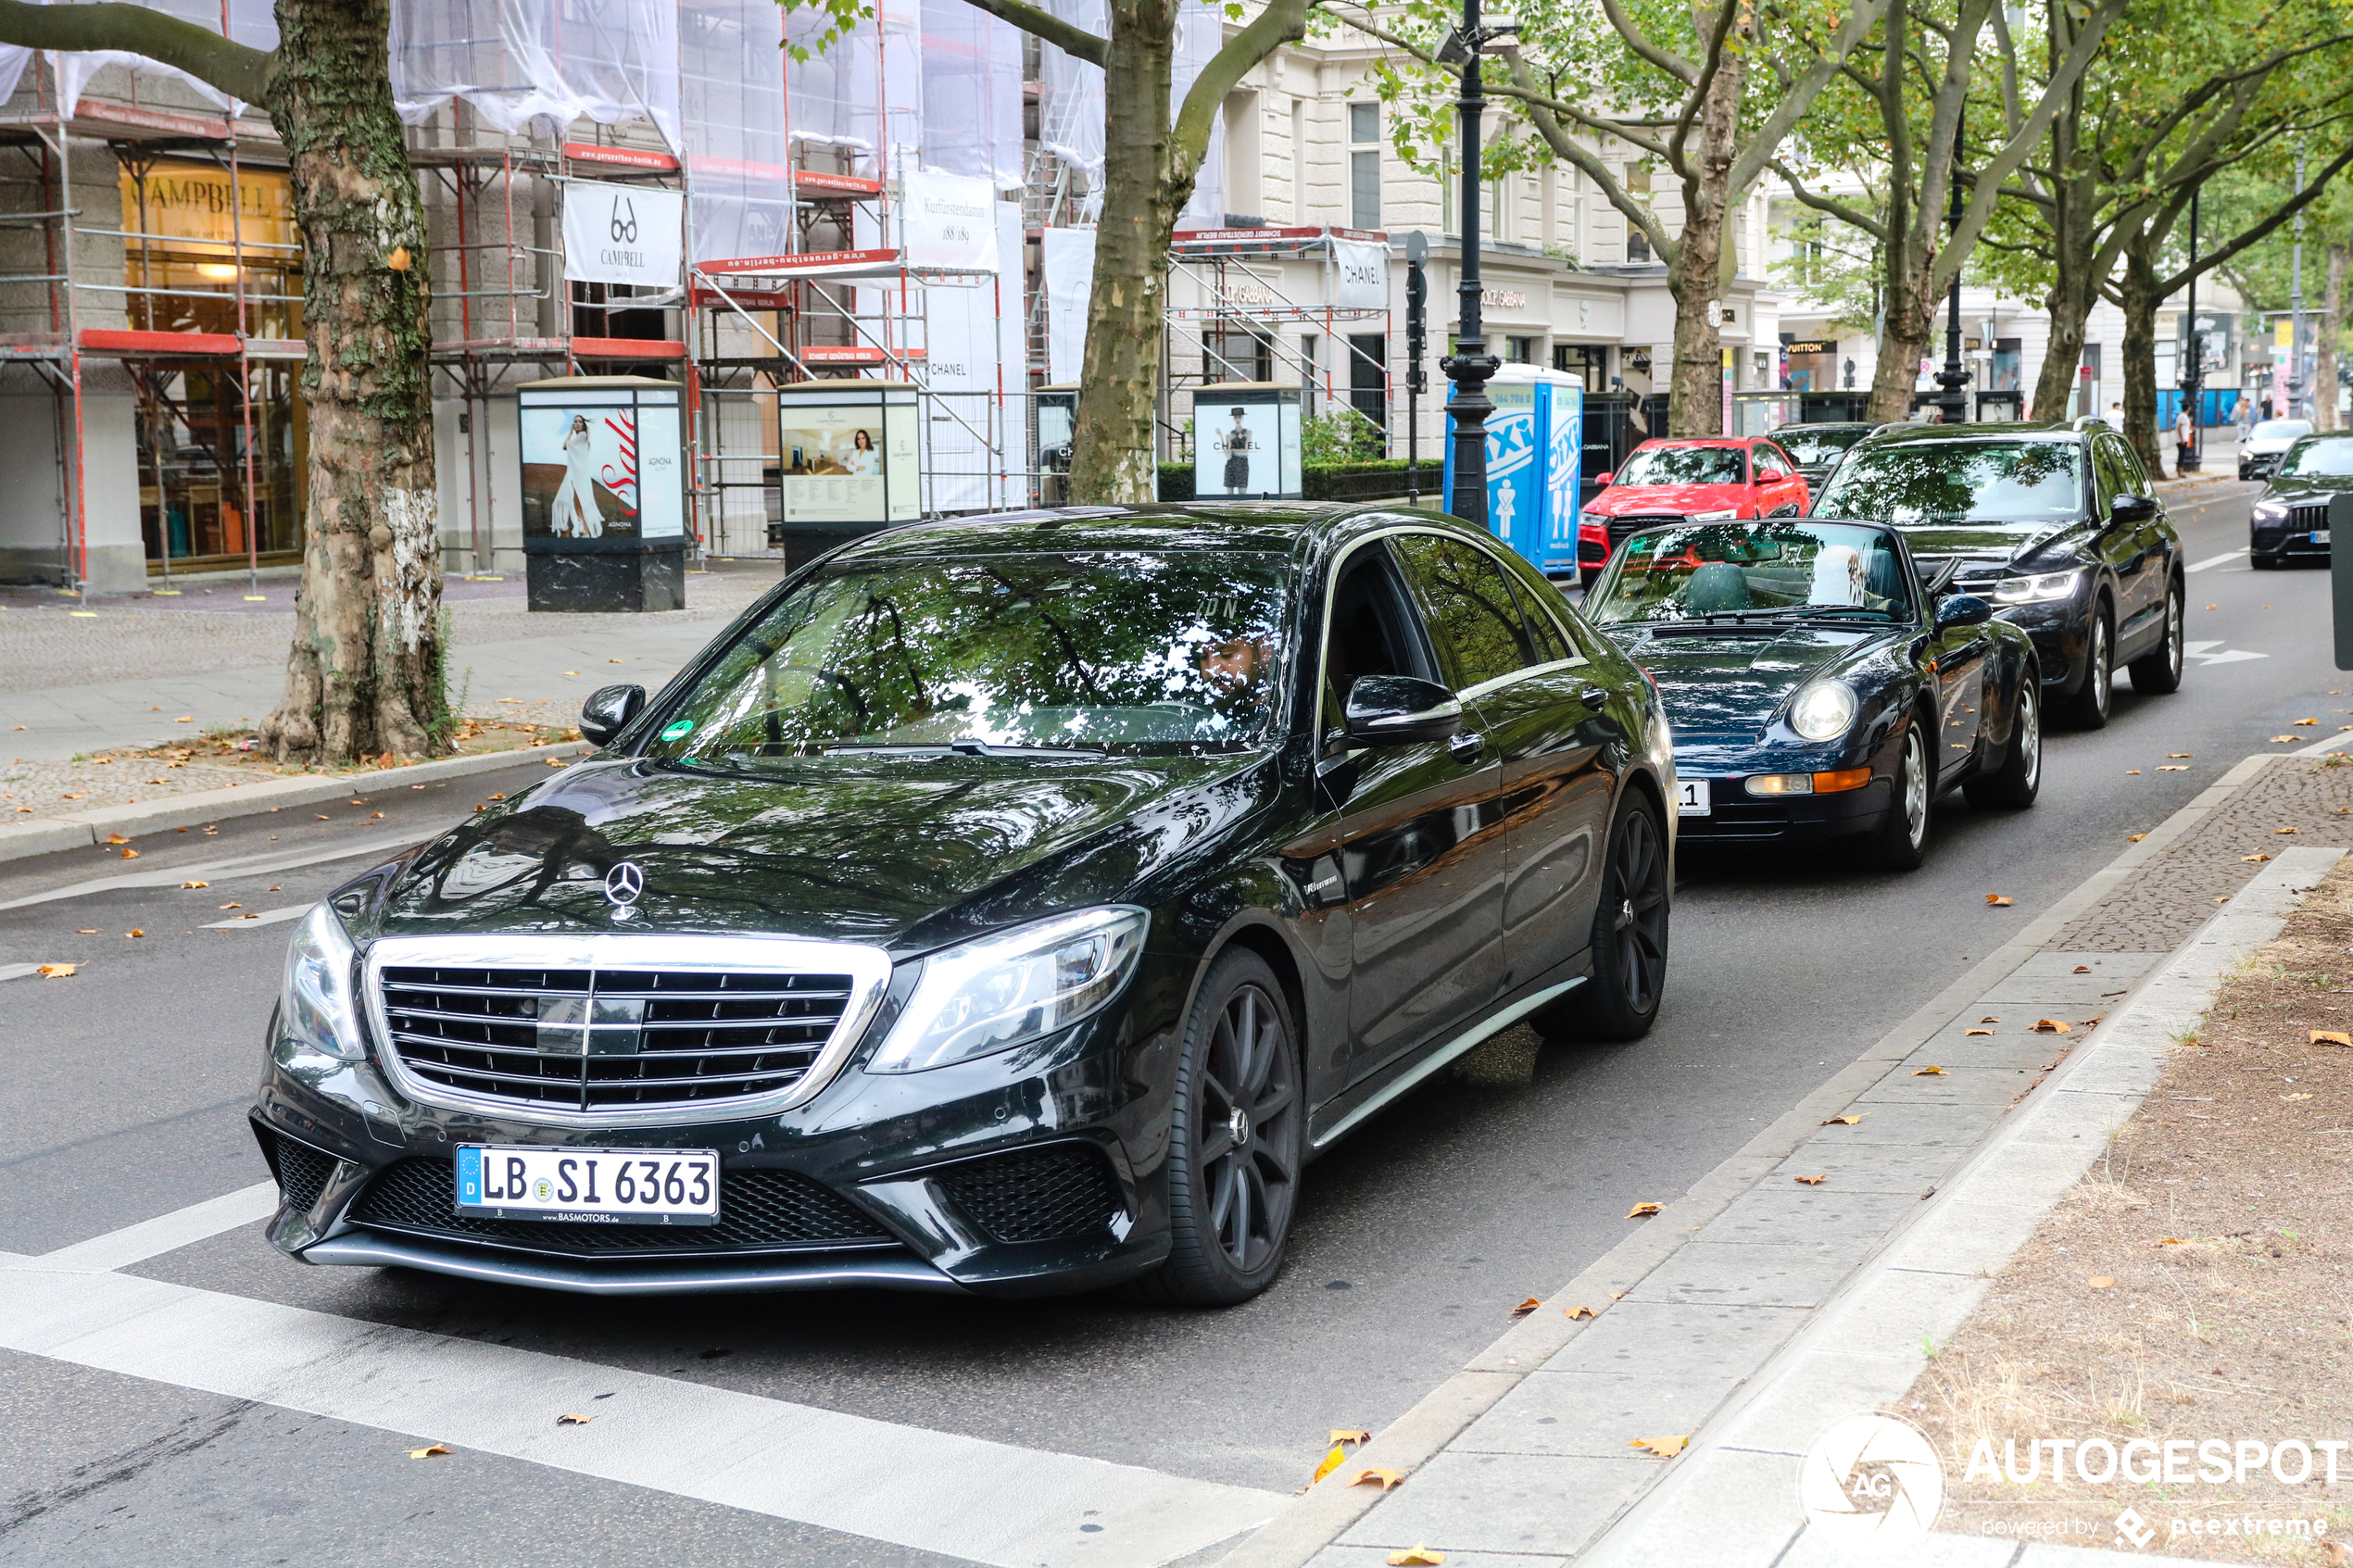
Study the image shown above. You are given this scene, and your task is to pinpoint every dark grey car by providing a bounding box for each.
[2249,433,2353,568]
[1810,422,2185,730]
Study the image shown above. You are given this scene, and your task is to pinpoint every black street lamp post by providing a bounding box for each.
[1931,114,1971,423]
[2181,186,2203,472]
[1405,230,1428,504]
[1439,0,1511,526]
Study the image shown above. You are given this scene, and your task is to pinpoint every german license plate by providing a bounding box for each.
[2314,530,2332,546]
[455,1145,720,1225]
[1676,777,1711,817]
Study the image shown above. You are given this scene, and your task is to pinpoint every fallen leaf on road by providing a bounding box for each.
[314,814,329,821]
[407,1445,451,1459]
[1913,1065,1945,1075]
[1794,1174,1827,1185]
[2216,897,2233,904]
[2245,854,2271,862]
[2309,1031,2351,1047]
[2089,1276,2115,1289]
[218,903,240,910]
[1611,1290,1626,1298]
[2158,1237,2187,1246]
[1965,1028,1994,1036]
[2074,965,2090,973]
[2126,769,2142,773]
[74,930,94,935]
[1627,1202,1662,1218]
[488,793,506,801]
[556,1413,594,1425]
[1353,1468,1408,1490]
[2283,1093,2314,1102]
[118,847,137,859]
[1311,1445,1347,1484]
[2032,1020,2071,1034]
[2296,718,2319,725]
[2127,833,2146,842]
[181,881,208,889]
[37,964,74,978]
[563,670,580,675]
[2277,827,2300,834]
[174,716,192,723]
[1823,1114,1867,1125]
[1981,1016,1999,1022]
[1629,1436,1689,1459]
[1387,1548,1443,1566]
[1985,894,2012,907]
[2158,765,2188,771]
[1565,1305,1598,1319]
[2170,753,2192,759]
[125,930,143,939]
[1510,1297,1544,1317]
[2079,1015,2105,1027]
[1329,1428,1371,1445]
[2271,737,2296,744]
[59,793,84,800]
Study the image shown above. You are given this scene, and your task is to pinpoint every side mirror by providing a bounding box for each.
[2110,493,2159,523]
[1595,471,1614,488]
[1343,675,1463,746]
[580,684,646,746]
[1933,594,1994,630]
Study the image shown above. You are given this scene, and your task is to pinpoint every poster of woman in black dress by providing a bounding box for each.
[1220,408,1256,495]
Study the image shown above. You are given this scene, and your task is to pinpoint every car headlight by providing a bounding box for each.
[866,908,1148,1073]
[2251,499,2289,521]
[1787,681,1858,742]
[1686,508,1741,522]
[279,903,364,1061]
[1993,568,2084,604]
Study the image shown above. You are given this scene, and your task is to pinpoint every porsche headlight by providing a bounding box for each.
[1787,681,1858,742]
[279,903,364,1061]
[867,908,1148,1073]
[1686,508,1741,523]
[1993,568,2084,604]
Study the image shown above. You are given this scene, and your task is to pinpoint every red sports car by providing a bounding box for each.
[1577,437,1811,583]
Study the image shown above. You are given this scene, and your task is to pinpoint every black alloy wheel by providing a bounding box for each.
[2128,578,2185,696]
[1863,719,1932,871]
[2058,602,2114,730]
[1539,793,1669,1041]
[1131,948,1302,1307]
[1963,673,2042,809]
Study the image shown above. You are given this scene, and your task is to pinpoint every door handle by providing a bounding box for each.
[1578,686,1610,709]
[1448,732,1486,762]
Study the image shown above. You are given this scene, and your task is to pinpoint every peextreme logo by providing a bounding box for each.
[1798,1411,1945,1555]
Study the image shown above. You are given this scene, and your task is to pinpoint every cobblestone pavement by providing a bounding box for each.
[2053,752,2353,950]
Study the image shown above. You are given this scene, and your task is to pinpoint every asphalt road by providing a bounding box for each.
[0,483,2332,1563]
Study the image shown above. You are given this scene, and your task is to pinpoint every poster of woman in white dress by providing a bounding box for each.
[522,406,642,538]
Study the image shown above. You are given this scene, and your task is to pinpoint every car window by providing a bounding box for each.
[1753,446,1786,480]
[1487,543,1594,667]
[2090,435,2132,508]
[1814,440,2085,522]
[1771,427,1870,464]
[2284,437,2353,476]
[1390,533,1537,690]
[2113,434,2153,494]
[639,550,1294,761]
[1585,521,1916,625]
[1320,542,1434,737]
[1614,445,1745,486]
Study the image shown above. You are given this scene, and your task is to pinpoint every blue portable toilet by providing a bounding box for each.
[1441,363,1582,574]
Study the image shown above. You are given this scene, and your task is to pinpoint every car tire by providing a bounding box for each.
[2057,601,2114,730]
[1126,948,1302,1308]
[1963,671,2041,809]
[1863,718,1932,871]
[2127,578,2185,695]
[1534,791,1669,1042]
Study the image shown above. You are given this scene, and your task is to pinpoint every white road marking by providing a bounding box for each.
[203,903,314,931]
[2185,549,2246,572]
[2192,648,2270,667]
[0,832,422,913]
[0,962,43,983]
[2183,640,2222,655]
[20,1182,280,1273]
[0,1263,1278,1566]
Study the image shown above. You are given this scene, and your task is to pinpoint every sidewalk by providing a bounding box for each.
[1227,748,2353,1567]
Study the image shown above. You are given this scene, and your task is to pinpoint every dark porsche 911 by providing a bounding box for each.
[1584,519,2041,869]
[251,504,1676,1306]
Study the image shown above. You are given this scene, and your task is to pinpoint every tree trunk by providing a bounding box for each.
[1067,0,1179,505]
[258,0,445,766]
[1869,264,1934,423]
[2320,243,2347,433]
[2032,181,2100,424]
[1662,41,1741,437]
[2118,241,2165,474]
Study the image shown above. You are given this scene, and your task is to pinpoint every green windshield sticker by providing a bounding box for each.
[660,720,694,741]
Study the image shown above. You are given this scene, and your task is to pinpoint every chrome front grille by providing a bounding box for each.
[2291,502,2330,533]
[365,935,894,1123]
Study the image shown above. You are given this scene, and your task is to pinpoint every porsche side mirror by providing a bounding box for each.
[1933,595,1994,630]
[580,684,646,746]
[2110,493,2158,523]
[1343,675,1464,746]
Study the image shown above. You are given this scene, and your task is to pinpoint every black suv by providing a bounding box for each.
[1810,422,2185,729]
[2249,433,2353,568]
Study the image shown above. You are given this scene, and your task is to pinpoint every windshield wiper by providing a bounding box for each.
[818,737,1109,761]
[1762,604,1899,621]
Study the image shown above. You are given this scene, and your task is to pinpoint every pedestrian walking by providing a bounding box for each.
[2174,403,2195,476]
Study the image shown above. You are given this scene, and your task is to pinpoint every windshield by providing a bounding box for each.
[1615,445,1745,486]
[1814,441,2083,523]
[643,552,1292,762]
[2255,420,2315,443]
[2284,437,2353,476]
[1587,521,1915,625]
[1771,427,1872,464]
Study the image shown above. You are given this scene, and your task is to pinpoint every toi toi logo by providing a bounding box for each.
[1798,1411,1945,1555]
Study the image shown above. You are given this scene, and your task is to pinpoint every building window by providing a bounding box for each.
[1491,176,1511,243]
[1290,99,1307,223]
[1554,343,1606,390]
[1349,102,1380,231]
[1506,335,1536,364]
[1628,229,1652,264]
[1625,159,1651,194]
[1206,321,1273,383]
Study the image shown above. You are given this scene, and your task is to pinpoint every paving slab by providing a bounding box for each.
[1765,1142,1956,1193]
[1695,1186,1922,1248]
[1332,1452,1652,1556]
[1539,1301,1806,1383]
[1854,1067,2044,1108]
[1622,1241,1868,1311]
[1455,1368,1744,1460]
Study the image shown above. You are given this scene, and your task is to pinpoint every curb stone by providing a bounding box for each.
[0,742,590,865]
[1214,754,2284,1568]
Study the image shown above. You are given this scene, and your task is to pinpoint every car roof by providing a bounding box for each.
[1856,420,2087,448]
[1634,436,1754,449]
[1773,421,1878,433]
[828,502,1487,563]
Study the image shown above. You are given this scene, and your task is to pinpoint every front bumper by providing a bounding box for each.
[2252,523,2329,563]
[1667,743,1894,846]
[252,973,1183,1299]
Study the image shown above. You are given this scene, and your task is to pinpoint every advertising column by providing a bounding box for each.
[517,376,686,612]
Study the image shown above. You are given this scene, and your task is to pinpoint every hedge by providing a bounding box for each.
[1153,459,1422,504]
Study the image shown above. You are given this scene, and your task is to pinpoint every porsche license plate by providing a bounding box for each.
[455,1145,720,1225]
[1676,778,1711,817]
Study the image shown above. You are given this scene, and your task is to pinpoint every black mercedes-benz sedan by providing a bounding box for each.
[2249,432,2353,568]
[251,505,1674,1306]
[1584,518,2040,870]
[1809,422,2185,730]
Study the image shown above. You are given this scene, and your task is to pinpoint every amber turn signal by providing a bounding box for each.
[1813,767,1871,793]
